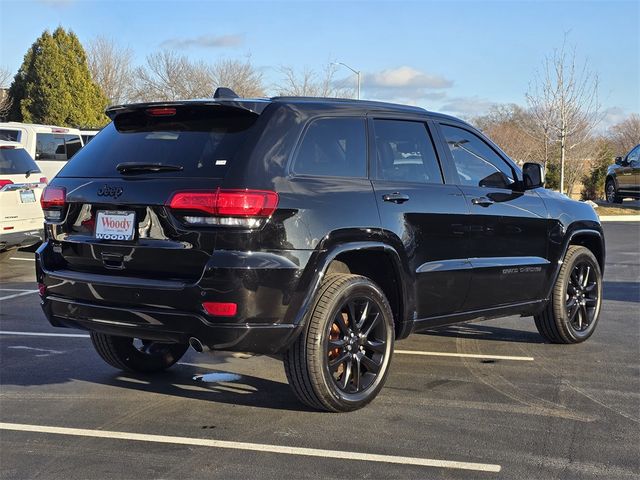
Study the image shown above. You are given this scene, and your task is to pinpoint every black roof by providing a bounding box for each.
[105,94,461,123]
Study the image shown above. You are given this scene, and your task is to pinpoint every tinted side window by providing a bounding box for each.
[441,124,515,189]
[293,118,366,178]
[65,135,82,158]
[627,145,640,165]
[36,133,67,161]
[374,119,442,184]
[0,129,21,142]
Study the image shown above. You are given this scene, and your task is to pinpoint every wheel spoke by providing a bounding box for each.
[365,339,386,354]
[585,282,597,293]
[362,312,381,337]
[353,356,361,391]
[356,301,369,332]
[360,353,381,374]
[580,304,589,326]
[582,266,590,288]
[328,338,346,350]
[334,312,349,335]
[566,297,577,310]
[568,302,580,322]
[340,358,353,390]
[585,297,597,306]
[329,352,350,371]
[347,301,358,332]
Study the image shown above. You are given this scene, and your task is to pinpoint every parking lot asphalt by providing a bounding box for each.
[1,222,638,479]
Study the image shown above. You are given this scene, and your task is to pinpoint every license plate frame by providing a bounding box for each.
[19,190,36,203]
[95,210,136,241]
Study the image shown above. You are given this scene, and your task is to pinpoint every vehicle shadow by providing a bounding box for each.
[0,345,313,412]
[603,281,640,303]
[418,323,546,344]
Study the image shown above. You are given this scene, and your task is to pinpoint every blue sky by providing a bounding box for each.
[1,0,638,126]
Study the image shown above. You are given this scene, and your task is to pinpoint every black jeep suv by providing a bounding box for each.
[37,91,605,411]
[605,144,640,203]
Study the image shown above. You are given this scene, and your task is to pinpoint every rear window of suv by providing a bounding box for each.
[57,106,258,178]
[0,148,40,175]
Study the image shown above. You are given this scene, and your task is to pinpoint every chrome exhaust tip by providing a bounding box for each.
[188,337,210,353]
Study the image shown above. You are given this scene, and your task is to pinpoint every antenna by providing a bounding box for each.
[213,87,240,99]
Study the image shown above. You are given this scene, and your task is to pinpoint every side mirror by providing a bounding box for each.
[615,156,623,166]
[523,162,545,189]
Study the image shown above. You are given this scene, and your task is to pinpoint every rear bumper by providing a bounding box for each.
[42,296,302,353]
[36,241,310,354]
[0,228,43,251]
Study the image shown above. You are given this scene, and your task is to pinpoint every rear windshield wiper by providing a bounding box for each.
[25,168,39,178]
[116,162,183,174]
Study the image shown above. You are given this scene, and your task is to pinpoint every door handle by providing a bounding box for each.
[382,192,410,204]
[471,196,494,207]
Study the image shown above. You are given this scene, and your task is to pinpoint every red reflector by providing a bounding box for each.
[147,107,176,116]
[3,226,14,230]
[168,189,278,217]
[0,145,16,150]
[0,179,13,188]
[38,283,47,296]
[203,302,237,317]
[40,186,66,209]
[39,177,48,184]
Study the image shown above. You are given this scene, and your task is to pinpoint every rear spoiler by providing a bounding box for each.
[105,98,271,120]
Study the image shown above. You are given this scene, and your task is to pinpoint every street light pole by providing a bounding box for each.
[333,62,361,100]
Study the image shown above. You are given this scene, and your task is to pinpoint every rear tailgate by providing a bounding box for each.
[43,103,261,283]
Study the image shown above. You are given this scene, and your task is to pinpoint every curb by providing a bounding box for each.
[598,215,640,222]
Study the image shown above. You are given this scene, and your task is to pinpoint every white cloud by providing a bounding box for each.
[600,106,630,131]
[439,96,497,118]
[160,34,244,50]
[366,66,453,89]
[362,66,453,104]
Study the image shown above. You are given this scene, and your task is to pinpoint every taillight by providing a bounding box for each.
[40,186,66,222]
[167,189,278,227]
[39,177,48,184]
[0,179,13,189]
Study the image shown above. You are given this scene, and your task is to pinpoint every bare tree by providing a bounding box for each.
[209,58,265,97]
[608,114,640,156]
[130,50,215,102]
[276,63,354,98]
[86,36,134,105]
[526,40,601,194]
[0,66,13,120]
[474,104,541,165]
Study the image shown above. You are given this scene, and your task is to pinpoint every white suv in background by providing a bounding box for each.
[0,122,83,181]
[0,141,45,258]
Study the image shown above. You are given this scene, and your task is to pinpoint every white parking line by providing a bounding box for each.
[9,257,34,261]
[0,331,90,338]
[396,350,534,361]
[0,290,38,301]
[0,422,501,472]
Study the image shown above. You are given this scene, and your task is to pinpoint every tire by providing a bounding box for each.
[90,332,188,373]
[284,274,395,412]
[534,246,603,344]
[606,179,622,204]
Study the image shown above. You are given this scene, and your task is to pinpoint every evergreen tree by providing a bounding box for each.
[8,27,108,126]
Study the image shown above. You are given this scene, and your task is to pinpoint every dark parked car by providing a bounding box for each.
[37,90,605,411]
[605,144,640,203]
